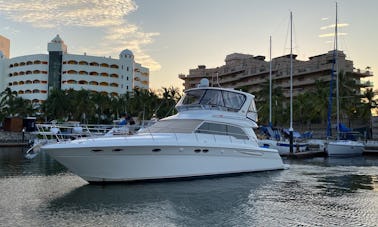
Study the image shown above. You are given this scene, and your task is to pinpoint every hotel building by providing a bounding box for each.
[0,35,149,104]
[179,51,373,98]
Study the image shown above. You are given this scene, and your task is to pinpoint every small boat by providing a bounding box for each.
[41,79,287,183]
[258,16,308,156]
[257,127,308,155]
[364,141,378,154]
[326,140,364,157]
[259,139,308,156]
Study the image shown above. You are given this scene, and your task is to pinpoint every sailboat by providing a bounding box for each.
[259,13,308,156]
[326,3,364,156]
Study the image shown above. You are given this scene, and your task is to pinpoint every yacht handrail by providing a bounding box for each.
[176,104,239,112]
[33,123,258,147]
[32,123,133,142]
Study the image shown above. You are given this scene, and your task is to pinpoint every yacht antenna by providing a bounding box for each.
[216,72,221,87]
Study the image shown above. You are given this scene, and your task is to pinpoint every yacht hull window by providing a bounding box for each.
[195,122,249,140]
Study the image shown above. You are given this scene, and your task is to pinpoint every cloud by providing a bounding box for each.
[1,26,20,35]
[320,23,349,30]
[319,21,349,40]
[318,32,347,38]
[0,0,161,71]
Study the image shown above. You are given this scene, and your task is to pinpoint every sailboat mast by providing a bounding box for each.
[335,2,340,140]
[269,36,272,126]
[289,11,294,153]
[290,12,293,131]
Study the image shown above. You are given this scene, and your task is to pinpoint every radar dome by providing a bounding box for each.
[198,78,210,87]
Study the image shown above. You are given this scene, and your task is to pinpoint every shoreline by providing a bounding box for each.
[0,131,32,147]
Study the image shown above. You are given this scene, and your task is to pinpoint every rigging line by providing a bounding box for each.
[291,16,305,60]
[282,14,290,56]
[271,13,289,37]
[281,11,301,57]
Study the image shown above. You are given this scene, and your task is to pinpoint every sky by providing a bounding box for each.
[0,0,377,92]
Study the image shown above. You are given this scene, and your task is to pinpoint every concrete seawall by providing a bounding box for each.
[0,131,32,146]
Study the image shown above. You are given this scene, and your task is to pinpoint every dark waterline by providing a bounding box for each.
[0,147,377,226]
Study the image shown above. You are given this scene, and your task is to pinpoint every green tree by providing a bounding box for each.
[90,92,112,124]
[337,71,361,124]
[0,88,34,120]
[0,87,18,117]
[155,87,181,118]
[70,89,95,123]
[293,92,314,131]
[255,80,286,126]
[311,80,330,125]
[41,89,69,121]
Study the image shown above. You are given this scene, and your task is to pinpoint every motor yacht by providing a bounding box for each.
[41,79,286,183]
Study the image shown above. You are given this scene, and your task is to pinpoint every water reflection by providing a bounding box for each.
[0,148,66,177]
[286,155,378,167]
[316,174,375,194]
[0,147,377,226]
[46,172,280,226]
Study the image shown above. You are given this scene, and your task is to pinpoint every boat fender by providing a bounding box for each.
[50,127,60,135]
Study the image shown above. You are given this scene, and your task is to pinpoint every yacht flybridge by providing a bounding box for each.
[42,79,286,183]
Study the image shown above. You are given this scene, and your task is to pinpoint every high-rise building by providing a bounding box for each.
[179,51,373,98]
[0,35,149,104]
[0,35,10,58]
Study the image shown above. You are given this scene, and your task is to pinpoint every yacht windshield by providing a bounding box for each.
[182,90,205,105]
[222,91,245,110]
[181,89,246,111]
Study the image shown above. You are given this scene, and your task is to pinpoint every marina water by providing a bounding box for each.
[0,147,377,226]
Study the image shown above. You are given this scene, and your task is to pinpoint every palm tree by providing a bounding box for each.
[336,71,365,127]
[0,87,18,117]
[155,87,181,118]
[255,80,286,126]
[311,80,330,125]
[0,88,34,119]
[71,89,95,123]
[11,97,34,117]
[293,92,314,131]
[91,92,112,124]
[41,88,69,122]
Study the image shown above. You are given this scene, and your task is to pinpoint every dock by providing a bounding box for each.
[283,150,326,158]
[0,142,29,147]
[364,141,378,155]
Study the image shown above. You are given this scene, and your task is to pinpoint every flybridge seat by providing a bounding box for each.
[260,126,281,140]
[260,126,312,140]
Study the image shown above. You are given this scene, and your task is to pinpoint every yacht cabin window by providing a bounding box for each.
[195,122,249,140]
[140,119,202,133]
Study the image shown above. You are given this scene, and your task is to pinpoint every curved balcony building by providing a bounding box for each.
[0,35,149,104]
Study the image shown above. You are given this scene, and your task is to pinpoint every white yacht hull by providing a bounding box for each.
[326,140,364,157]
[259,139,308,155]
[43,134,285,183]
